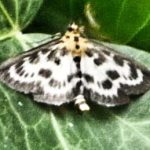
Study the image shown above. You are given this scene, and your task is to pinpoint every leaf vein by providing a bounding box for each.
[50,112,70,150]
[115,115,150,146]
[126,14,150,43]
[115,0,128,38]
[0,1,17,30]
[0,85,31,150]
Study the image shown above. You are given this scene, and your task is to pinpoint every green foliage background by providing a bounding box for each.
[0,0,150,150]
[26,0,150,51]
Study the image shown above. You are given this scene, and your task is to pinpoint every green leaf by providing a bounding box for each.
[0,33,150,150]
[1,0,150,149]
[84,0,150,50]
[26,0,150,51]
[0,0,42,40]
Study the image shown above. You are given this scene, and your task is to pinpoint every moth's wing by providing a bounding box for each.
[0,39,78,105]
[81,40,150,107]
[0,36,61,69]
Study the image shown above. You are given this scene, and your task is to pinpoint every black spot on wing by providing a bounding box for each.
[93,54,105,66]
[49,79,61,88]
[106,70,120,80]
[29,52,39,64]
[16,66,23,74]
[49,79,55,86]
[15,60,24,69]
[83,74,94,83]
[19,70,25,76]
[102,79,112,89]
[102,50,110,56]
[129,63,138,79]
[67,74,74,82]
[63,81,66,87]
[31,73,34,77]
[54,58,61,65]
[93,58,101,66]
[113,55,124,66]
[60,47,68,56]
[85,50,93,57]
[24,73,28,77]
[39,69,52,78]
[41,48,49,54]
[47,50,56,61]
[97,81,101,88]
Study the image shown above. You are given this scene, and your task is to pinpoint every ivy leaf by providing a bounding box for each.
[0,33,150,150]
[0,0,42,40]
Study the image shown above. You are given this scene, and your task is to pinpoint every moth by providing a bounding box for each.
[0,23,150,111]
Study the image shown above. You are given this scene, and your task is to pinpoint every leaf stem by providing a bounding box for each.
[0,1,18,30]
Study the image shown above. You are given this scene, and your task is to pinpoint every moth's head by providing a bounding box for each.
[61,23,88,56]
[67,23,84,35]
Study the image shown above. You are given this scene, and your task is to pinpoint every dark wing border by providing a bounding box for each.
[0,36,62,70]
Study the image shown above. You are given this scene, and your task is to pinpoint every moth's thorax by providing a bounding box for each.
[61,23,88,56]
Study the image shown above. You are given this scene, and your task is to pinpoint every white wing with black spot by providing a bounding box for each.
[0,39,79,105]
[81,40,150,106]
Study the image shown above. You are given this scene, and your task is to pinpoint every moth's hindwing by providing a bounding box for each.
[0,39,79,105]
[81,40,150,107]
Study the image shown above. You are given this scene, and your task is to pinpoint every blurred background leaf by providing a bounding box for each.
[0,0,150,150]
[25,0,150,51]
[0,0,42,40]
